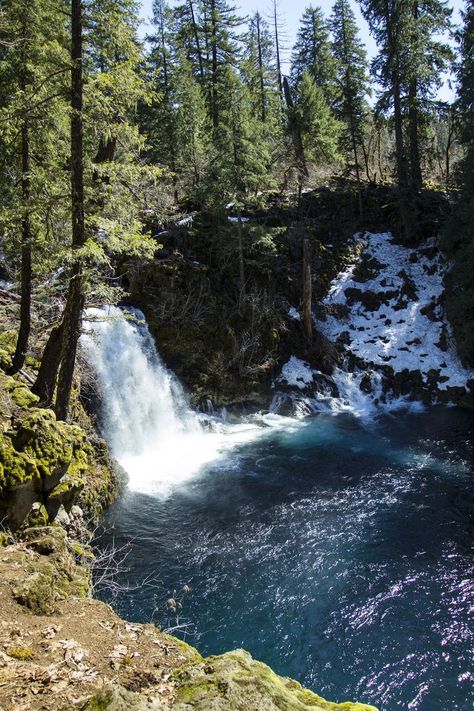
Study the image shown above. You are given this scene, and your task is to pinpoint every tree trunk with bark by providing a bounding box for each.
[9,13,32,375]
[302,238,312,345]
[55,0,85,421]
[9,120,32,375]
[32,322,64,406]
[237,209,246,311]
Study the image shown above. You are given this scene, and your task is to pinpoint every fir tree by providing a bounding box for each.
[330,0,370,215]
[200,0,242,128]
[0,0,69,374]
[290,6,338,106]
[441,0,474,367]
[403,0,452,188]
[294,70,341,165]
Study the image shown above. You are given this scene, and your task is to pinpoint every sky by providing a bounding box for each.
[138,0,466,101]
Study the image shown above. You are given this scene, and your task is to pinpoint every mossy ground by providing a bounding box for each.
[0,532,379,711]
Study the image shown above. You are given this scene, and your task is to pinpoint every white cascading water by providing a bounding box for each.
[81,307,295,495]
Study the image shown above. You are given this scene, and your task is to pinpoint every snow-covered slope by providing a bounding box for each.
[273,232,472,418]
[320,232,472,391]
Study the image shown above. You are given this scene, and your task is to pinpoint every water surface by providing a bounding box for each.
[97,407,473,711]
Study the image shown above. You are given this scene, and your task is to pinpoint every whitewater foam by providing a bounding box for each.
[81,307,298,495]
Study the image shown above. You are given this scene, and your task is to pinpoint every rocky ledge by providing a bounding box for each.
[0,526,377,711]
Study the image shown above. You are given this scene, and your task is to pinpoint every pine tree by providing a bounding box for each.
[200,0,242,128]
[172,0,205,82]
[441,0,474,366]
[144,0,178,191]
[359,0,409,192]
[53,0,85,421]
[403,0,452,189]
[34,0,157,416]
[294,70,341,165]
[290,6,338,106]
[330,0,370,215]
[173,53,212,200]
[0,0,69,374]
[242,12,279,125]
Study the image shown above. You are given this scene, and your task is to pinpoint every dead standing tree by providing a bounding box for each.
[302,238,312,344]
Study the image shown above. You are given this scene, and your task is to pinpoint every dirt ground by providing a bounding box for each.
[0,541,198,710]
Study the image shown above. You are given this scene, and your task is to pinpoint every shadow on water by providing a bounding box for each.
[97,407,474,711]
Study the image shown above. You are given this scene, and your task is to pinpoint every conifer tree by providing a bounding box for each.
[34,0,157,416]
[173,53,212,200]
[330,0,370,215]
[441,0,474,366]
[294,70,341,165]
[242,12,278,125]
[200,0,242,128]
[291,6,338,106]
[172,0,205,82]
[403,0,452,189]
[0,0,69,374]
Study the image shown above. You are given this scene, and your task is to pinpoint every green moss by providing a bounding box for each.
[24,502,49,527]
[0,531,12,546]
[80,690,113,711]
[7,646,34,661]
[0,431,39,490]
[0,371,39,409]
[13,528,91,614]
[171,649,378,711]
[162,632,202,664]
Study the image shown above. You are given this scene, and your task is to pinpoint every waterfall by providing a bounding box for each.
[81,307,293,495]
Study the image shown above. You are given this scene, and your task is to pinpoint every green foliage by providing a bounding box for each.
[293,71,342,164]
[330,0,370,160]
[8,646,35,661]
[441,0,474,367]
[290,6,338,106]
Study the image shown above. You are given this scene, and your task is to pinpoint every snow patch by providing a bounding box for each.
[320,232,472,391]
[228,215,250,223]
[288,307,301,321]
[279,356,314,390]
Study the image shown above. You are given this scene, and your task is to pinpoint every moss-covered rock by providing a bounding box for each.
[7,646,35,661]
[12,526,91,614]
[171,649,378,711]
[1,372,40,409]
[0,408,92,527]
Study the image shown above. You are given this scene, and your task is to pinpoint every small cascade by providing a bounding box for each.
[272,357,425,421]
[81,307,295,494]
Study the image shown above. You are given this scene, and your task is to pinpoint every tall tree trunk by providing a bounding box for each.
[9,12,32,376]
[445,112,453,185]
[302,238,312,344]
[55,0,85,421]
[9,120,32,375]
[408,77,422,189]
[237,209,246,310]
[340,6,363,220]
[392,69,414,241]
[350,114,364,219]
[188,0,204,83]
[32,321,64,405]
[392,72,408,191]
[210,0,218,128]
[272,0,283,101]
[256,13,266,123]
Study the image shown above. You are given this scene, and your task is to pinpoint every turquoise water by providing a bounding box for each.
[97,407,473,710]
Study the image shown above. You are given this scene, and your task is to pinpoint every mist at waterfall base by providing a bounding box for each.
[84,308,473,711]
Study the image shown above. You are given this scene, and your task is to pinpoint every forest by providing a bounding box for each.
[0,0,473,418]
[0,1,473,710]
